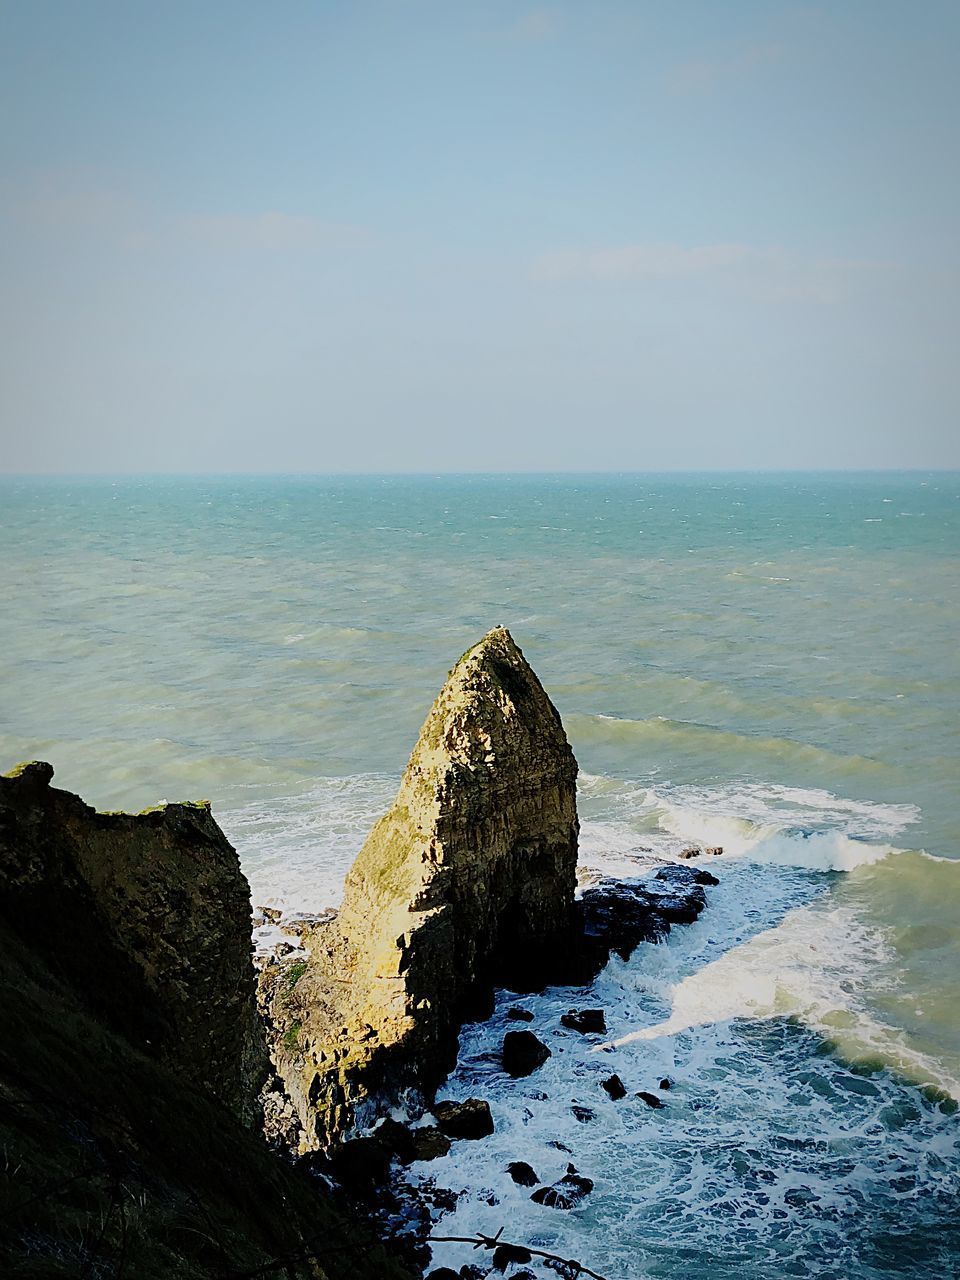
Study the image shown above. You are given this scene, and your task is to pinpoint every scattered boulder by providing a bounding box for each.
[659,1077,672,1090]
[571,1105,595,1123]
[434,1098,494,1140]
[508,1160,540,1187]
[377,1118,451,1163]
[531,1168,594,1210]
[493,1243,533,1269]
[602,1074,626,1100]
[637,1091,665,1109]
[503,1029,551,1077]
[259,905,282,923]
[678,846,701,859]
[562,1008,606,1034]
[506,1006,534,1022]
[426,1271,460,1280]
[706,846,723,856]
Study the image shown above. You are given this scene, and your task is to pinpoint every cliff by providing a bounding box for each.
[267,627,579,1145]
[0,761,415,1279]
[0,759,265,1124]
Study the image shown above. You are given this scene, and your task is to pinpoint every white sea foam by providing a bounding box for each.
[221,770,959,1278]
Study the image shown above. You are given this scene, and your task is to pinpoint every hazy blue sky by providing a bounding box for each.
[1,1,958,473]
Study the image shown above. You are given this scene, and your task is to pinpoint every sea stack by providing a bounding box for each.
[266,626,579,1145]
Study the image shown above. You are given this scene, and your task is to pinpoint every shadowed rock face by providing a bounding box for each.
[0,760,266,1126]
[269,627,579,1145]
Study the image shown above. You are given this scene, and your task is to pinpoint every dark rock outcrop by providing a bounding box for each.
[508,1160,540,1186]
[602,1073,627,1100]
[0,760,265,1125]
[503,1028,551,1077]
[506,1006,535,1021]
[434,1097,495,1140]
[530,1167,594,1210]
[562,1008,606,1034]
[576,863,715,973]
[267,627,579,1145]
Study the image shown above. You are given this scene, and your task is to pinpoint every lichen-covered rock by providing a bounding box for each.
[0,760,266,1125]
[269,627,579,1145]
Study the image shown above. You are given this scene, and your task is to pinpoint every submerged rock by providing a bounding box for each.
[506,1006,535,1021]
[637,1090,665,1109]
[267,627,579,1145]
[531,1167,594,1209]
[503,1028,552,1077]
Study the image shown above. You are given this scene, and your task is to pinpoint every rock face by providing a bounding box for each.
[0,760,266,1126]
[267,627,579,1145]
[0,761,414,1279]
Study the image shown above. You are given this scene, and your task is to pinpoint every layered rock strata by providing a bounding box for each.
[266,627,579,1145]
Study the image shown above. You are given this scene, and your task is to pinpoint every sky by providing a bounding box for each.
[1,0,958,474]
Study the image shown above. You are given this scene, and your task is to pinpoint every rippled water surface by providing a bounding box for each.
[2,472,958,1278]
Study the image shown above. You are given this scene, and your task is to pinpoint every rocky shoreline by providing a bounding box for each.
[0,628,717,1280]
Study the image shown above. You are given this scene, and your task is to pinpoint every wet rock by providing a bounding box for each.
[493,1243,533,1269]
[602,1074,626,1100]
[377,1118,451,1163]
[571,1105,595,1123]
[549,1139,572,1152]
[506,1006,534,1022]
[659,1077,672,1090]
[426,1271,460,1280]
[561,1008,606,1034]
[636,1091,665,1109]
[434,1098,494,1140]
[459,1268,490,1280]
[268,627,579,1145]
[530,1168,594,1209]
[656,863,718,890]
[679,846,701,859]
[503,1029,551,1077]
[259,905,282,923]
[508,1160,540,1187]
[706,846,723,855]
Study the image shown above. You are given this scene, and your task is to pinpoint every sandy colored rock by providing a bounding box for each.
[268,627,579,1145]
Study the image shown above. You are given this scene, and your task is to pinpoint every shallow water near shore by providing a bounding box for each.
[2,472,958,1277]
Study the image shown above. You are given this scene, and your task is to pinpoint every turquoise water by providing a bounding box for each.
[2,473,958,1277]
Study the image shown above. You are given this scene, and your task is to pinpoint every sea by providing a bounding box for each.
[2,472,958,1279]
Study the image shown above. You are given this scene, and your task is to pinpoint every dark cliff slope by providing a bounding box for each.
[0,762,414,1280]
